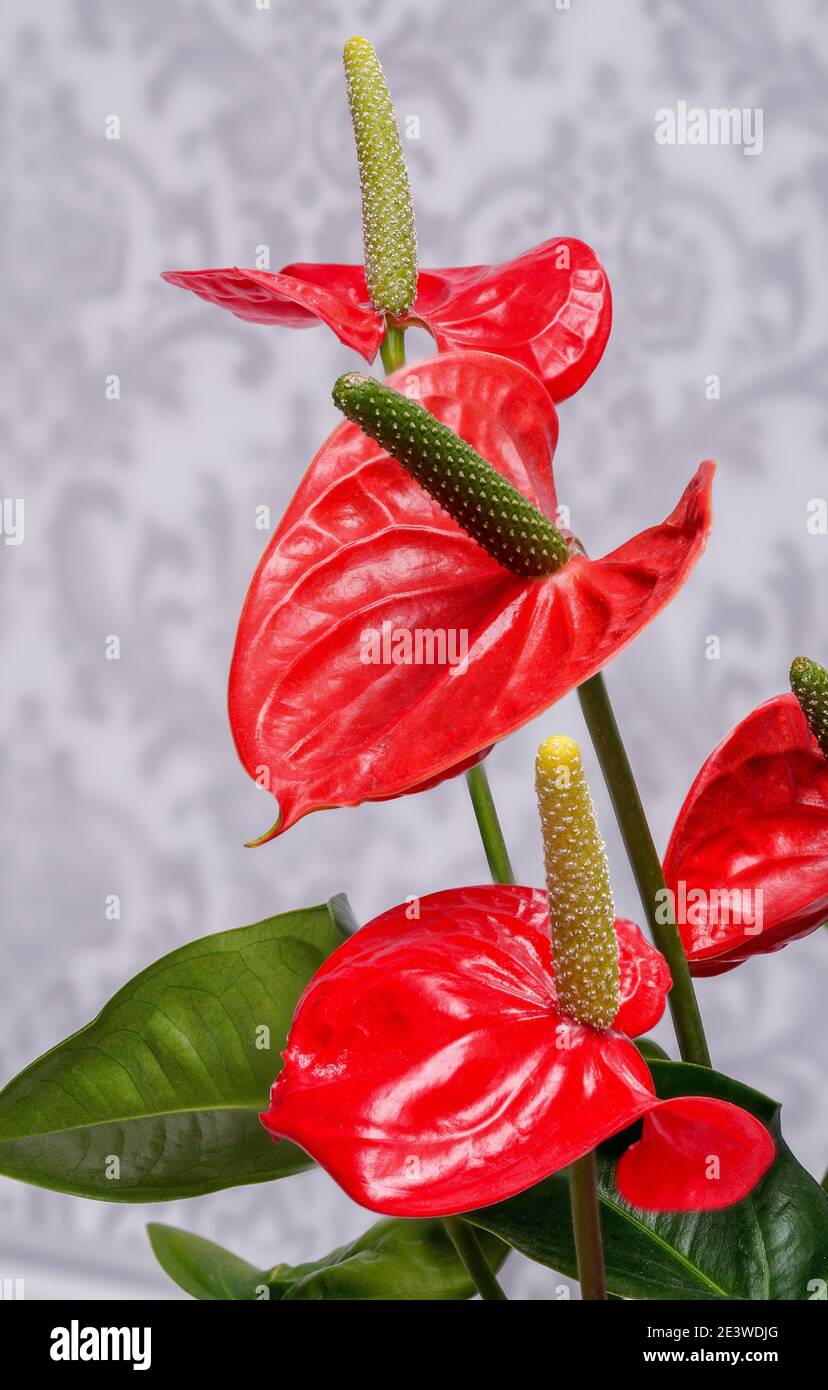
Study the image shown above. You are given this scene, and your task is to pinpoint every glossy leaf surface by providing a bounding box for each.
[0,900,349,1200]
[147,1217,507,1301]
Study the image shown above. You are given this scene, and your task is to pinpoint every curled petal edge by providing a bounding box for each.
[615,1095,776,1211]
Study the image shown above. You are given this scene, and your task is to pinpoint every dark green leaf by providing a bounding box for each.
[147,1218,509,1301]
[0,900,349,1201]
[147,1224,290,1301]
[468,1060,828,1301]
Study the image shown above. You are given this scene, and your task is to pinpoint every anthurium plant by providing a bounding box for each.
[3,35,827,1305]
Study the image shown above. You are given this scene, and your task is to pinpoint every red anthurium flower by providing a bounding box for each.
[229,350,715,841]
[161,237,611,402]
[664,695,828,976]
[261,887,773,1217]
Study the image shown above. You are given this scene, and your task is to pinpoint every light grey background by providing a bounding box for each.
[1,0,826,1300]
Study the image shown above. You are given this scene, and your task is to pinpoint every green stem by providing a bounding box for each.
[577,672,711,1068]
[379,320,406,374]
[465,764,516,886]
[444,1217,508,1301]
[458,760,513,1298]
[568,1152,608,1300]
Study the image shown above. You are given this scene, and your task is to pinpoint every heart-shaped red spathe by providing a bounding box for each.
[664,694,828,976]
[261,887,773,1217]
[161,236,611,402]
[228,350,715,841]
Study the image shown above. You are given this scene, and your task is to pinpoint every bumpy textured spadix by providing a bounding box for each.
[343,37,417,317]
[790,656,828,759]
[536,736,620,1027]
[332,371,569,576]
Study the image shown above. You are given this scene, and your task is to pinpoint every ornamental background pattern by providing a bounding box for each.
[1,0,826,1299]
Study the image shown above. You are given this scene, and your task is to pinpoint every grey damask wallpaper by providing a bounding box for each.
[1,0,826,1300]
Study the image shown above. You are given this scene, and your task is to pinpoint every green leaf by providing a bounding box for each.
[0,900,349,1201]
[147,1219,509,1301]
[634,1037,671,1062]
[326,891,360,938]
[467,1060,828,1301]
[147,1224,288,1301]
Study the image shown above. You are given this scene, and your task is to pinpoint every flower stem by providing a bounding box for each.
[444,1217,508,1301]
[466,763,516,885]
[577,671,711,1068]
[379,320,406,374]
[568,1151,608,1300]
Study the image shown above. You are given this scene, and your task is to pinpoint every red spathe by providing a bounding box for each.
[162,237,612,402]
[228,351,715,838]
[664,694,828,975]
[262,887,774,1217]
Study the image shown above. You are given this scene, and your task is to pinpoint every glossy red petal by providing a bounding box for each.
[390,745,492,798]
[613,918,672,1038]
[664,695,828,976]
[262,894,658,1216]
[160,265,384,359]
[161,237,611,399]
[615,1095,775,1211]
[368,889,669,1038]
[228,351,714,838]
[406,238,612,402]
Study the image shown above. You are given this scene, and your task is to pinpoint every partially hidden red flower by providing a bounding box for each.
[229,350,715,840]
[261,886,774,1217]
[161,237,611,402]
[664,694,828,976]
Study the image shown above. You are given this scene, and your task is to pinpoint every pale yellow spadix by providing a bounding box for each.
[535,735,620,1028]
[343,37,418,318]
